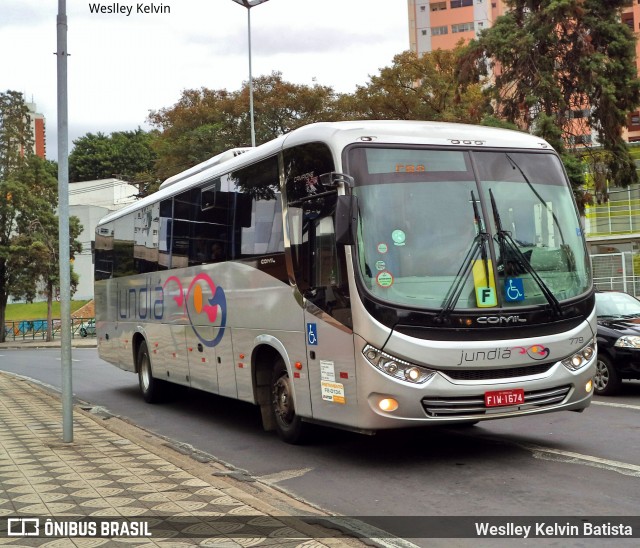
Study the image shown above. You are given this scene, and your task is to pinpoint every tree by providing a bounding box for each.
[1,91,83,342]
[342,47,489,123]
[0,90,33,180]
[69,128,158,187]
[463,0,640,193]
[147,72,341,186]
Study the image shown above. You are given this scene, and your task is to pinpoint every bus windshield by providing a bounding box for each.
[348,147,590,311]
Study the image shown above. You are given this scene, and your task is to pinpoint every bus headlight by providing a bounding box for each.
[561,340,596,371]
[363,345,436,384]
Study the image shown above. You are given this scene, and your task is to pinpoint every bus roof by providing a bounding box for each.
[96,120,553,226]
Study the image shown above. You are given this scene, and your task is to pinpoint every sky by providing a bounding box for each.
[1,0,410,160]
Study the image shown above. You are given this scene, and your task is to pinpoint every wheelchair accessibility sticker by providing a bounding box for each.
[505,278,525,302]
[307,323,318,345]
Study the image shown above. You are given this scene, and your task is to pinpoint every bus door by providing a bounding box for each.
[299,216,356,426]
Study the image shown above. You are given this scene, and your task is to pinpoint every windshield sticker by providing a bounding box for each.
[505,278,525,302]
[375,260,386,271]
[376,271,394,288]
[472,260,497,307]
[377,243,388,254]
[392,229,406,246]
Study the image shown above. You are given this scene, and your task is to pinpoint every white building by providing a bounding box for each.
[70,179,139,300]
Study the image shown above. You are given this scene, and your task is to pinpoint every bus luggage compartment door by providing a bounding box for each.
[185,328,219,394]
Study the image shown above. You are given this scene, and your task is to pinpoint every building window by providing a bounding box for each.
[570,108,590,119]
[431,25,448,36]
[450,0,473,8]
[452,22,474,33]
[420,5,426,11]
[431,2,447,11]
[570,134,592,145]
[421,29,428,35]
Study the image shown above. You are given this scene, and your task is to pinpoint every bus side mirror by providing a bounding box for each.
[335,194,357,245]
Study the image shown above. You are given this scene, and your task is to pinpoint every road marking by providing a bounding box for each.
[519,442,640,478]
[257,468,313,484]
[55,357,81,362]
[591,400,640,411]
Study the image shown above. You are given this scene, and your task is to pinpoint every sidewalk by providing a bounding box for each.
[0,371,369,547]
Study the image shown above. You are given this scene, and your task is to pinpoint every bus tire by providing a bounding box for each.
[271,359,307,444]
[137,340,166,403]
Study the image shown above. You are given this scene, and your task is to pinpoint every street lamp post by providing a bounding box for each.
[231,0,270,148]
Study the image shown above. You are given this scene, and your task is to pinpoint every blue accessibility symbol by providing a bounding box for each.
[505,278,525,302]
[307,323,318,345]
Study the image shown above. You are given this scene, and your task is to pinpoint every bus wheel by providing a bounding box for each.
[137,341,165,403]
[271,359,307,444]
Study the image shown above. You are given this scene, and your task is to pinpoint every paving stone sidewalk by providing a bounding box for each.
[0,371,367,547]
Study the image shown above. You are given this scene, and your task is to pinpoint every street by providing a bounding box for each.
[1,348,640,545]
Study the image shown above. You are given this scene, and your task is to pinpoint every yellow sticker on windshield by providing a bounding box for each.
[473,260,497,307]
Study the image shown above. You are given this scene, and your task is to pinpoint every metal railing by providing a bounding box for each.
[2,317,95,342]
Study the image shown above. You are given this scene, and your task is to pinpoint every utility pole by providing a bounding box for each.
[56,0,73,442]
[230,0,270,147]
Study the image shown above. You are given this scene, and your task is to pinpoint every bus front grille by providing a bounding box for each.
[421,385,572,418]
[438,362,555,381]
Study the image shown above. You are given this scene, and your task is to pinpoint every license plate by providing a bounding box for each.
[484,388,525,408]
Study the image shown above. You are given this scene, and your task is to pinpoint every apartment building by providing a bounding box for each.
[408,0,506,54]
[407,0,640,143]
[24,102,46,159]
[407,1,640,295]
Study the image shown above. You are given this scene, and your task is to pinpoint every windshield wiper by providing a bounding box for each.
[489,188,563,318]
[437,191,491,323]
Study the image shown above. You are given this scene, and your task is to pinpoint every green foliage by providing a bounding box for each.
[343,48,488,123]
[5,300,90,321]
[466,0,640,192]
[147,72,341,185]
[0,92,84,341]
[69,128,158,185]
[0,91,33,180]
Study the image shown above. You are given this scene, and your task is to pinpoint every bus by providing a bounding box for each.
[94,120,596,443]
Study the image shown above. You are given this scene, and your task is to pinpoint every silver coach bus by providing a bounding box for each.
[94,121,596,443]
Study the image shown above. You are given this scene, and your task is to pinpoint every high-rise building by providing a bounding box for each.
[408,0,507,55]
[406,2,640,296]
[25,101,46,159]
[407,0,640,143]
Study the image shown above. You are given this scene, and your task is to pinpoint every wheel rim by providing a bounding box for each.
[140,354,151,392]
[273,373,294,426]
[594,359,609,391]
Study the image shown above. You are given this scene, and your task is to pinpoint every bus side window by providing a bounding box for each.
[95,222,114,280]
[158,198,172,269]
[113,214,135,277]
[133,202,160,274]
[228,156,282,260]
[284,142,351,327]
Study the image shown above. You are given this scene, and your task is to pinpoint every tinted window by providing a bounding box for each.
[133,202,159,273]
[113,214,135,278]
[228,156,283,259]
[94,222,114,281]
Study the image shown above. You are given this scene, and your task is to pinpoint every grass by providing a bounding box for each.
[4,300,91,321]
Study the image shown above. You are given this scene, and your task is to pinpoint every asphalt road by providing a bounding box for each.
[1,347,640,546]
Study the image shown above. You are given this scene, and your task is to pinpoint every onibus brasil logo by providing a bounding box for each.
[117,274,227,347]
